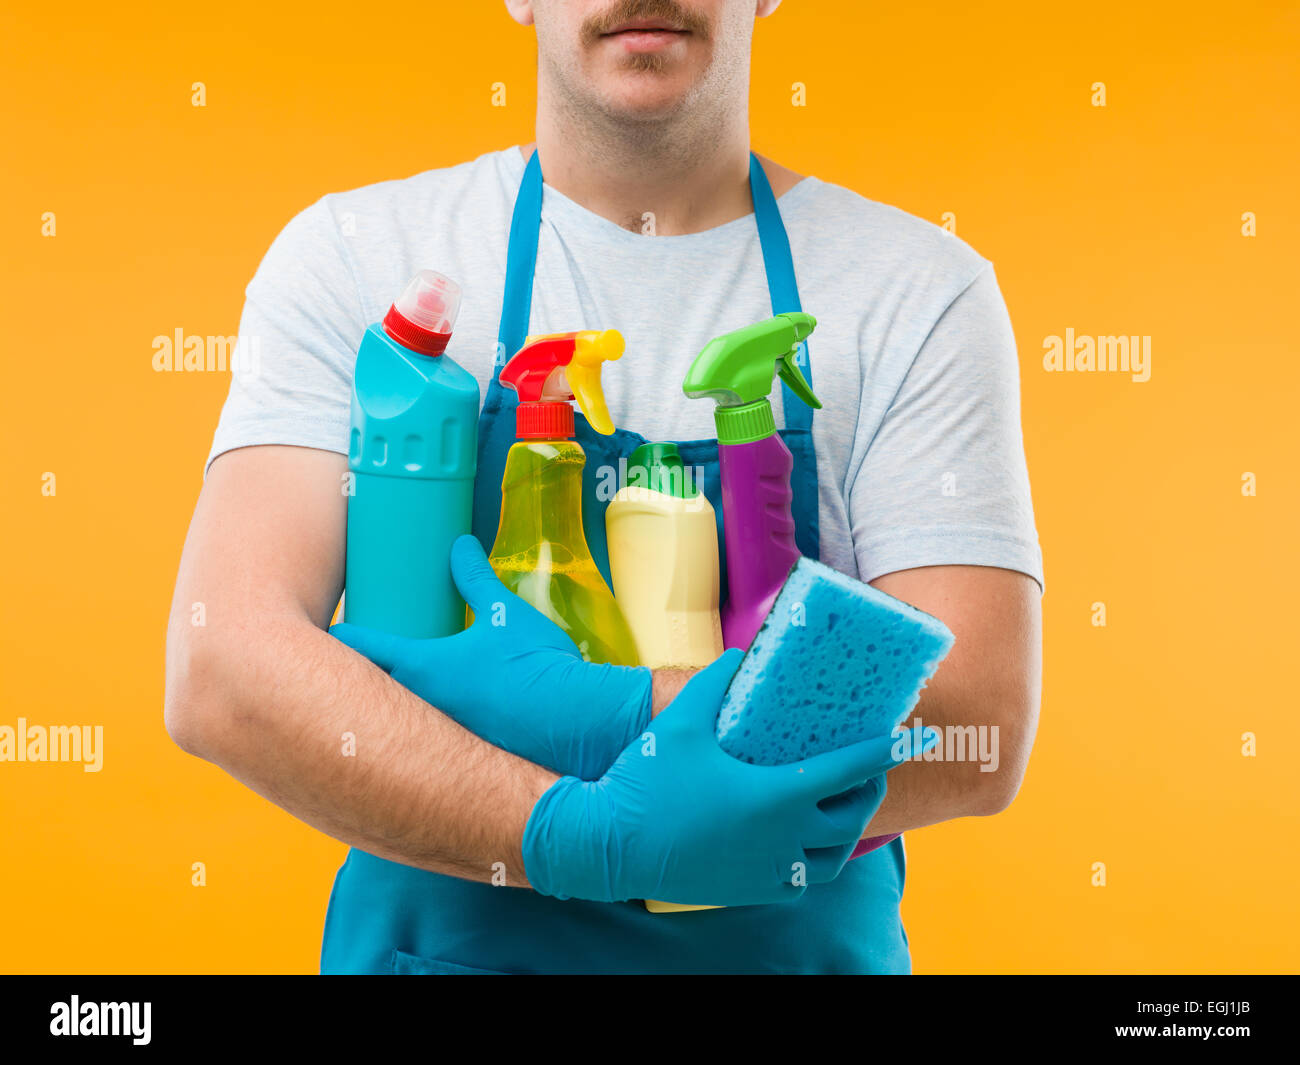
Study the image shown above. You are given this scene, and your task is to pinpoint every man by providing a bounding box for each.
[165,0,1042,974]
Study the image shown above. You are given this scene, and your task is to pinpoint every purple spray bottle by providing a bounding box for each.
[684,312,821,650]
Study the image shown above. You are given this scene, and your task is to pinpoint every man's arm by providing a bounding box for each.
[833,256,1043,836]
[164,444,559,886]
[860,564,1041,833]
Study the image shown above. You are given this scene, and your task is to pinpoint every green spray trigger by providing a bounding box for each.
[683,312,821,410]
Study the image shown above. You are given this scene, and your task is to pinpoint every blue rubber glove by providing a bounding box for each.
[331,535,653,781]
[523,650,935,908]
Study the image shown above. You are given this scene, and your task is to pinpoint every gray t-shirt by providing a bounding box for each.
[209,146,1043,589]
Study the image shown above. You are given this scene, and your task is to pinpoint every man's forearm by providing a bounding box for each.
[651,664,1020,839]
[858,565,1042,837]
[650,668,697,715]
[166,611,558,887]
[854,708,1021,838]
[642,566,1041,843]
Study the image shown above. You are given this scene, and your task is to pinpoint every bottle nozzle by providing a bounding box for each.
[566,330,623,435]
[682,313,820,445]
[501,329,624,439]
[382,270,462,355]
[683,312,820,409]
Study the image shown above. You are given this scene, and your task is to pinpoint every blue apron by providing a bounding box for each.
[319,151,910,975]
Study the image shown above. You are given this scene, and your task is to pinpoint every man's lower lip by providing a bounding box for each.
[602,29,689,50]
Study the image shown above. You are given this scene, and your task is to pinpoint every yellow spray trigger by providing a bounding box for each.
[566,329,623,435]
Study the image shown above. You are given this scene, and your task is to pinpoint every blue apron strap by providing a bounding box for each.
[749,152,820,562]
[748,153,813,433]
[497,150,545,365]
[472,153,543,552]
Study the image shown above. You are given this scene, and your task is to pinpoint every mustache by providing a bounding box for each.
[580,0,713,45]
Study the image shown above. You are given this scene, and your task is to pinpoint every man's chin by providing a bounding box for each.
[594,71,697,122]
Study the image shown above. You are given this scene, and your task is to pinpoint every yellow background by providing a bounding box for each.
[2,0,1296,973]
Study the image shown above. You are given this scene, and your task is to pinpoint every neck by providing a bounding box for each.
[530,89,753,235]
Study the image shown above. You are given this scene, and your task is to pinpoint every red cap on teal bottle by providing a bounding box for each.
[382,270,461,356]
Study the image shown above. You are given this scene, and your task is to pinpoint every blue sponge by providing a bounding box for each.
[716,558,954,765]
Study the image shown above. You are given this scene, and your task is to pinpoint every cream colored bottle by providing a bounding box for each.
[605,442,724,913]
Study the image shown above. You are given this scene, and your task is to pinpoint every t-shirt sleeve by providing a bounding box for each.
[205,196,365,472]
[848,264,1044,590]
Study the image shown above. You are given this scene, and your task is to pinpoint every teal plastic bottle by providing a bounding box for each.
[344,270,480,637]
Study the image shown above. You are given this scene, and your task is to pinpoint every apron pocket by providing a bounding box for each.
[390,949,509,976]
